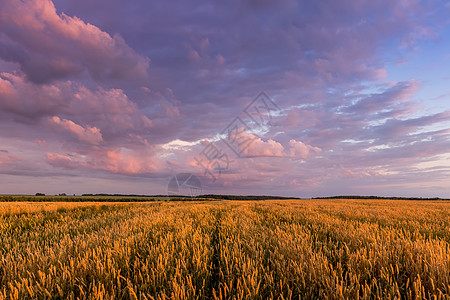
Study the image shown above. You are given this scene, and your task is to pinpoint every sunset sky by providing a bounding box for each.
[1,0,450,197]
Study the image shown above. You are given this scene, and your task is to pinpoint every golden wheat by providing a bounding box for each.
[1,199,450,299]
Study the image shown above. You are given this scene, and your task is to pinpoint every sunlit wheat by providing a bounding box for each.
[1,199,450,299]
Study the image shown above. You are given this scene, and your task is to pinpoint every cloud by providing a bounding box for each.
[50,116,103,144]
[1,0,450,197]
[47,0,434,110]
[0,72,63,119]
[369,111,450,143]
[344,80,421,115]
[46,147,163,176]
[31,0,442,146]
[94,149,160,175]
[0,72,153,140]
[225,129,321,159]
[0,0,149,84]
[0,150,20,165]
[288,139,322,159]
[242,134,285,157]
[45,152,81,169]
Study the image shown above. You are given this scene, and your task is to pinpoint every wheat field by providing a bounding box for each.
[1,199,450,299]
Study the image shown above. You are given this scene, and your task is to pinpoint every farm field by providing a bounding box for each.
[1,199,450,299]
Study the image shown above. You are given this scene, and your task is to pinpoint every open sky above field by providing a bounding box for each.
[1,0,450,197]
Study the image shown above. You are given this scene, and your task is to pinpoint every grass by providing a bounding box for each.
[1,199,450,299]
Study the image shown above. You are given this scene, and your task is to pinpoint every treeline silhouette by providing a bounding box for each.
[197,194,299,200]
[0,195,161,202]
[0,194,448,202]
[0,194,299,202]
[83,194,299,200]
[81,193,167,198]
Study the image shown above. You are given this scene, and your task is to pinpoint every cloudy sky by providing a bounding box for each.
[1,0,450,197]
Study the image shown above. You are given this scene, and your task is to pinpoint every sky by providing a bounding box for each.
[1,0,450,197]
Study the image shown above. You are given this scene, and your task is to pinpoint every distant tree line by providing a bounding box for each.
[81,193,168,197]
[0,195,161,202]
[83,194,300,200]
[197,194,300,200]
[1,194,447,202]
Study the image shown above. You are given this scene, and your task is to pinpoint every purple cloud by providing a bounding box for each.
[0,0,149,84]
[0,0,449,197]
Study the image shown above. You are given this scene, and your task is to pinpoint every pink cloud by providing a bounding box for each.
[373,68,388,80]
[50,116,103,144]
[46,147,163,176]
[187,49,201,62]
[198,38,210,51]
[0,0,149,83]
[0,72,64,118]
[46,152,81,169]
[242,134,284,157]
[68,85,154,133]
[0,150,21,165]
[0,72,152,138]
[97,149,159,175]
[288,139,322,159]
[0,76,14,95]
[226,130,322,159]
[157,88,181,118]
[216,54,225,65]
[36,139,48,146]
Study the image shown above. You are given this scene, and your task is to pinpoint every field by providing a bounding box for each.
[1,199,450,299]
